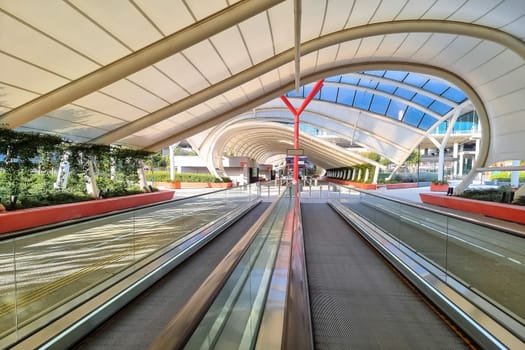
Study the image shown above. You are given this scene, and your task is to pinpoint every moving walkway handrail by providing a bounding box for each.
[0,184,256,240]
[329,200,525,349]
[2,184,261,349]
[149,189,284,350]
[326,181,525,238]
[150,185,313,349]
[256,192,313,350]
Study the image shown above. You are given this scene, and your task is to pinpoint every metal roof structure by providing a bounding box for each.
[1,0,525,186]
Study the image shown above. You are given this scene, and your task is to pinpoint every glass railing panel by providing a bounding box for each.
[330,183,524,328]
[0,239,16,348]
[184,195,290,349]
[10,211,136,341]
[397,205,448,274]
[445,217,525,323]
[1,184,260,346]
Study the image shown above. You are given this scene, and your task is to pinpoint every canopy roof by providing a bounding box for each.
[1,0,525,174]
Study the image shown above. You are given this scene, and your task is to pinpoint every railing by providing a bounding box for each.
[325,183,525,349]
[1,184,261,350]
[151,184,311,349]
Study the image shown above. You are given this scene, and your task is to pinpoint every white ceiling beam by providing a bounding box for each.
[96,20,507,146]
[0,0,284,129]
[293,0,301,94]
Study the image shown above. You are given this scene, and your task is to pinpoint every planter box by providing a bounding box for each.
[385,183,418,190]
[0,191,175,234]
[419,193,525,225]
[209,182,233,188]
[430,184,449,192]
[154,181,180,189]
[180,182,208,188]
[328,179,377,190]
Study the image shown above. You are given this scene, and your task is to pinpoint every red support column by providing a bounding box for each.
[280,79,324,183]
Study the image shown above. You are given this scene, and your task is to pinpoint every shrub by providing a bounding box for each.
[457,186,511,202]
[431,180,448,185]
[489,172,525,182]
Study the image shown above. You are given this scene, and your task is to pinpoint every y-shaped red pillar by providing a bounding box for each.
[280,79,324,183]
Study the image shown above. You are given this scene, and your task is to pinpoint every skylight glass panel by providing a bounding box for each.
[394,87,416,100]
[370,95,390,115]
[336,89,356,106]
[303,85,321,99]
[423,80,448,95]
[428,100,452,115]
[442,86,467,103]
[340,75,360,85]
[376,83,396,93]
[287,87,303,98]
[363,70,385,77]
[403,107,424,127]
[358,79,379,89]
[353,91,373,110]
[412,93,433,107]
[418,114,438,130]
[386,100,408,119]
[320,86,338,102]
[384,71,408,81]
[404,73,428,87]
[325,76,341,82]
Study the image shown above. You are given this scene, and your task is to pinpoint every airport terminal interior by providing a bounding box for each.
[1,1,525,349]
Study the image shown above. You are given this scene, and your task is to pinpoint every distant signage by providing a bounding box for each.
[287,149,304,156]
[286,156,307,168]
[240,161,248,167]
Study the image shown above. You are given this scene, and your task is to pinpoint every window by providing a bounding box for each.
[370,95,390,115]
[353,91,373,110]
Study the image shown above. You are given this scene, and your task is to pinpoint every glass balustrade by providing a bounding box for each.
[0,184,259,348]
[327,184,525,327]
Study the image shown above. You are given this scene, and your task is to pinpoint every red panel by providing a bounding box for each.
[419,193,525,225]
[0,191,174,234]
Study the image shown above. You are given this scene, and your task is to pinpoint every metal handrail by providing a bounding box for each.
[149,189,286,350]
[0,184,257,240]
[329,200,525,349]
[150,185,315,350]
[325,180,525,238]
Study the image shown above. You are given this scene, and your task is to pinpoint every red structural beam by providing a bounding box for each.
[280,79,324,183]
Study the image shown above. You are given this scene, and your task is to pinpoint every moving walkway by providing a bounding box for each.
[2,183,524,349]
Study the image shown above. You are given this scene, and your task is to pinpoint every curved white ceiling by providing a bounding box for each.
[209,121,384,170]
[1,0,524,170]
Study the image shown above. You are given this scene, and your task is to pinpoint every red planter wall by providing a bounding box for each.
[419,193,525,225]
[328,179,378,190]
[430,184,449,192]
[385,183,418,189]
[0,191,174,234]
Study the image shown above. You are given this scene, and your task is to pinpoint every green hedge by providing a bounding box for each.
[457,186,511,203]
[489,172,525,182]
[146,171,231,183]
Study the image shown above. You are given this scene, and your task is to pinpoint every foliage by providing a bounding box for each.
[431,180,449,185]
[361,152,391,166]
[327,164,376,183]
[457,186,511,203]
[0,128,154,210]
[489,172,525,182]
[17,191,92,209]
[146,171,231,183]
[404,150,421,165]
[364,170,438,184]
